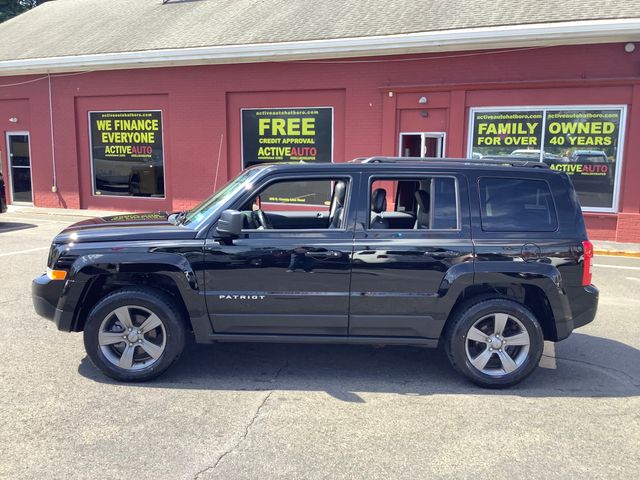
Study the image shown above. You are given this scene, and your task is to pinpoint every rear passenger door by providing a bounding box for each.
[349,171,473,338]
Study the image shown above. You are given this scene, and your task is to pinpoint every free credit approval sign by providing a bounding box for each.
[242,107,333,167]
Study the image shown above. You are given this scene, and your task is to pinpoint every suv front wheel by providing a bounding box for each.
[445,298,544,388]
[83,288,186,382]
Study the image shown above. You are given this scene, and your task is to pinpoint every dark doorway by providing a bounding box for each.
[399,133,445,158]
[7,133,32,203]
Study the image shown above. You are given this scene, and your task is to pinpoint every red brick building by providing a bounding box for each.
[0,0,639,241]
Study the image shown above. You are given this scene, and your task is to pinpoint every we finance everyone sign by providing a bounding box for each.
[241,107,333,167]
[90,111,163,161]
[89,110,164,197]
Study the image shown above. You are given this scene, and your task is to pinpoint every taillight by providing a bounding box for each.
[582,240,593,286]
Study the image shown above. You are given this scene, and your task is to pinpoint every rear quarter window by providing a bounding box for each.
[479,177,558,232]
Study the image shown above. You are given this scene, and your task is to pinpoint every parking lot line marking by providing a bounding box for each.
[0,246,49,257]
[540,342,556,369]
[626,277,640,282]
[594,264,640,271]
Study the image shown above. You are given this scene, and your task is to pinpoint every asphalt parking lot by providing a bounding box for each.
[1,210,639,480]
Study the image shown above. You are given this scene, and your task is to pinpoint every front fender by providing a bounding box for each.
[56,251,206,332]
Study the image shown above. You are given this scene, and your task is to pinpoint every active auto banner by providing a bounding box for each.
[89,111,164,197]
[241,107,333,168]
[469,107,624,210]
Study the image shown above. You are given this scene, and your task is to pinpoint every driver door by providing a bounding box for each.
[203,173,358,335]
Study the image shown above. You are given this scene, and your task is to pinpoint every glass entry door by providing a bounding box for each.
[7,133,33,203]
[400,132,446,158]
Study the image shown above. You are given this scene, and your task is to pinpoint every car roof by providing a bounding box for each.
[572,150,607,155]
[248,157,555,175]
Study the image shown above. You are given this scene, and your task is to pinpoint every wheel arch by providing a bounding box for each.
[439,282,559,345]
[62,253,206,333]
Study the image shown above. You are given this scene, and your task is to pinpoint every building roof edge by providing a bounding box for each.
[0,18,638,76]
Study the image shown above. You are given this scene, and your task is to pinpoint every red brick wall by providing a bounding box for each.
[616,213,640,243]
[584,214,618,241]
[0,43,638,240]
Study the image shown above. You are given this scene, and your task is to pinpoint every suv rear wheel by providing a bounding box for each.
[83,288,186,382]
[445,298,544,388]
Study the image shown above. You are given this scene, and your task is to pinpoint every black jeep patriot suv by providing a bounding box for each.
[32,157,598,387]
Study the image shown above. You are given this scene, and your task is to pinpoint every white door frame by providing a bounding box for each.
[399,132,447,158]
[6,131,33,204]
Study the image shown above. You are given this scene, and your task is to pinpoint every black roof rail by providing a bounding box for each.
[351,156,549,168]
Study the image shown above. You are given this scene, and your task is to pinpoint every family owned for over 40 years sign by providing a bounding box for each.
[241,107,333,167]
[469,107,624,209]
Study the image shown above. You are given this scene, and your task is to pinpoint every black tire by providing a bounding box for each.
[83,287,186,382]
[444,298,544,388]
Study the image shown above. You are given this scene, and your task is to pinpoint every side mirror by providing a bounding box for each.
[214,209,243,238]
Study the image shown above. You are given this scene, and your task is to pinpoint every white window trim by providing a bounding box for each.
[399,132,447,158]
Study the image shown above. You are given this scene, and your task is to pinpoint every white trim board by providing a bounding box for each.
[0,18,639,76]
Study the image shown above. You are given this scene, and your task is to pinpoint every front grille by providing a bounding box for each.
[47,244,76,270]
[56,254,76,270]
[47,244,60,269]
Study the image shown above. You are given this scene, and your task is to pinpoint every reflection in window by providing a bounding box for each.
[479,177,557,232]
[94,159,164,197]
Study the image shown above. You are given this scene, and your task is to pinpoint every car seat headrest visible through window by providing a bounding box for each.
[371,188,387,214]
[414,189,430,229]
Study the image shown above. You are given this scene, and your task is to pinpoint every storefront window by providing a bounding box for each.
[89,111,165,198]
[469,107,625,211]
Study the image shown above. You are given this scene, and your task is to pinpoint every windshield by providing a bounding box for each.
[181,168,263,228]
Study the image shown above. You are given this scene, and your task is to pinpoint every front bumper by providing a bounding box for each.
[32,274,73,331]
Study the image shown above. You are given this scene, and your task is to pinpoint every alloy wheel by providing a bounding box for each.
[98,305,167,370]
[464,312,531,377]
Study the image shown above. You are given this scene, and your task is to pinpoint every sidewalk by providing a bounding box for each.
[7,205,130,218]
[6,205,640,257]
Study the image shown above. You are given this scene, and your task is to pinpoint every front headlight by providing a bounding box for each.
[46,267,68,281]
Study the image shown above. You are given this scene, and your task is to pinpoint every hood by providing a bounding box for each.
[53,212,198,244]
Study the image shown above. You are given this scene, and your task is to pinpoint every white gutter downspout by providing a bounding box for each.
[47,73,57,193]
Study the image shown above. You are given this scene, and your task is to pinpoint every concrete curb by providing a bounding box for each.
[594,249,640,258]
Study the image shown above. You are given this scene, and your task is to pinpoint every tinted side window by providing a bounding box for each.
[479,177,557,232]
[240,177,350,230]
[261,180,332,208]
[368,177,458,230]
